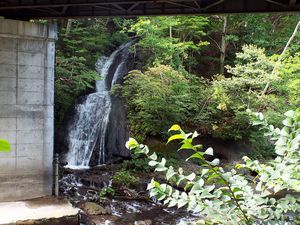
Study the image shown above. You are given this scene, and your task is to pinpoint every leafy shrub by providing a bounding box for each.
[124,150,180,173]
[122,65,208,141]
[55,56,99,127]
[127,16,209,69]
[247,130,275,159]
[191,45,299,159]
[126,108,300,224]
[112,169,140,188]
[122,46,298,161]
[123,155,153,173]
[99,187,115,198]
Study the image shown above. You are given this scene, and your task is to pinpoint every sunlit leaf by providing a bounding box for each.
[167,134,185,143]
[204,147,213,156]
[168,124,181,132]
[0,139,10,152]
[209,158,220,166]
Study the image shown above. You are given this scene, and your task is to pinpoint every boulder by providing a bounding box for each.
[78,202,110,215]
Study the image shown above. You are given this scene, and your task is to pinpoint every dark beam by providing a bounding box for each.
[0,0,300,19]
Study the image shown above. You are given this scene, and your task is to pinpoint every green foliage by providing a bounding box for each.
[112,169,140,188]
[123,155,152,173]
[121,65,208,140]
[126,108,300,224]
[123,150,180,172]
[99,187,115,198]
[198,45,292,141]
[276,52,300,107]
[0,139,10,152]
[122,43,299,159]
[247,130,275,159]
[233,14,300,54]
[127,16,209,69]
[55,56,99,127]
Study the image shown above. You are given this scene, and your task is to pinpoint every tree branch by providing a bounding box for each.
[261,20,300,96]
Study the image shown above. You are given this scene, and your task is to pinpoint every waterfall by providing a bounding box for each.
[66,42,133,168]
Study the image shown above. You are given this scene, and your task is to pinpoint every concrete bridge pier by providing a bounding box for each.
[0,18,56,201]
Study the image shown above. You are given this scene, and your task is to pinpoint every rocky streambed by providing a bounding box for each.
[59,164,198,225]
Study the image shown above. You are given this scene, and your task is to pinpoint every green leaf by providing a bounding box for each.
[166,167,176,180]
[179,141,194,150]
[155,158,167,172]
[190,178,204,194]
[207,173,220,181]
[275,137,287,146]
[275,146,285,155]
[232,187,243,193]
[149,152,158,160]
[253,120,264,126]
[258,112,264,120]
[149,160,159,166]
[201,168,209,177]
[147,179,157,190]
[186,152,204,161]
[282,118,293,127]
[204,147,213,156]
[0,139,10,152]
[168,124,181,132]
[168,199,178,207]
[192,131,199,139]
[167,134,185,143]
[209,158,220,166]
[280,127,289,137]
[125,138,139,149]
[185,173,196,181]
[284,110,295,118]
[157,193,166,201]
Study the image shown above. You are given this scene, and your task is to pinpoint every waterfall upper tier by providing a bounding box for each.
[65,42,133,168]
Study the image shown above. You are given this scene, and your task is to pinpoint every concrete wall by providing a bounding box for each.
[0,19,56,201]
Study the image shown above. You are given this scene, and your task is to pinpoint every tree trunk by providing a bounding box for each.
[220,16,227,74]
[65,19,74,35]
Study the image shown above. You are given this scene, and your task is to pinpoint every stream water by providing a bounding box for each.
[62,43,197,224]
[60,166,197,225]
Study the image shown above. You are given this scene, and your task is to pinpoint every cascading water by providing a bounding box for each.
[66,42,133,168]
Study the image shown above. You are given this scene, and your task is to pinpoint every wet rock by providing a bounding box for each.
[78,202,110,215]
[134,219,152,225]
[104,206,113,215]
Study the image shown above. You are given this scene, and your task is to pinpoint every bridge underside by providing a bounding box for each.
[0,0,300,19]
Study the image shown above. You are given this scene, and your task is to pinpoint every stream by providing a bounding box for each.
[59,165,198,225]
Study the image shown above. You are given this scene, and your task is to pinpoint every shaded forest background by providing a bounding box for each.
[55,14,300,159]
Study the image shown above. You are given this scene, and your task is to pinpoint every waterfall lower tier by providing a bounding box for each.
[65,42,133,168]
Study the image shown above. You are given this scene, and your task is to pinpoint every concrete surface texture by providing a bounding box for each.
[0,18,56,201]
[0,197,79,225]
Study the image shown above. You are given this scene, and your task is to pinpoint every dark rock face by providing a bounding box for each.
[106,95,131,163]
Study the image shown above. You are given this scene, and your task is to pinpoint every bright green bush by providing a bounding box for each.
[99,187,115,198]
[122,65,208,141]
[123,155,153,173]
[112,169,140,188]
[122,46,298,157]
[127,16,209,69]
[126,108,300,224]
[123,151,180,173]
